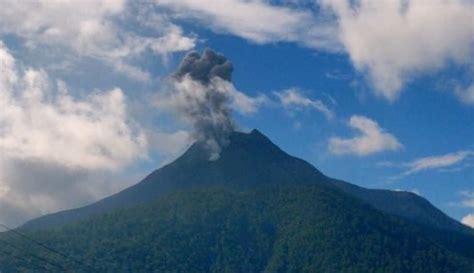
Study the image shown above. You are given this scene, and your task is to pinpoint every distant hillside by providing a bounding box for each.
[1,186,473,272]
[331,179,472,234]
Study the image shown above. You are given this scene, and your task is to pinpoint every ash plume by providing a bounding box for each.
[175,49,233,84]
[170,49,236,160]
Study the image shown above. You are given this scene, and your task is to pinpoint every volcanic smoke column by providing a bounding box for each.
[170,49,236,160]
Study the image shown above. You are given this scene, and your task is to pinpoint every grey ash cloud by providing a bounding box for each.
[174,49,233,84]
[170,49,238,160]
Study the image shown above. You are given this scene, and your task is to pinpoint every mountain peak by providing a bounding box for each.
[151,128,328,191]
[249,128,265,137]
[229,129,275,146]
[243,129,274,146]
[185,129,280,162]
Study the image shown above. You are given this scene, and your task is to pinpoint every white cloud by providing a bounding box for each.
[455,83,474,105]
[403,150,473,176]
[460,191,474,208]
[0,42,147,170]
[0,41,197,227]
[275,88,334,119]
[322,0,474,101]
[154,0,339,51]
[386,150,474,181]
[394,188,420,196]
[0,158,147,228]
[0,0,195,80]
[461,213,474,228]
[0,41,158,227]
[154,0,474,101]
[329,115,402,156]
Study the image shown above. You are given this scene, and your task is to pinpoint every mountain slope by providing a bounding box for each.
[2,186,473,273]
[21,130,330,229]
[21,130,470,236]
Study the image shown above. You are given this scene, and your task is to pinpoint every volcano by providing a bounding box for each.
[21,129,470,234]
[2,130,473,272]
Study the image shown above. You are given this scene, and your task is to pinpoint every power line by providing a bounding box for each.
[0,236,68,272]
[0,247,52,272]
[0,223,98,272]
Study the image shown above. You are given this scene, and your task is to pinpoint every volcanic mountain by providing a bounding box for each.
[21,129,471,234]
[1,130,472,272]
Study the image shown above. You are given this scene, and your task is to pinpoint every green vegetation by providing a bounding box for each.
[1,185,473,273]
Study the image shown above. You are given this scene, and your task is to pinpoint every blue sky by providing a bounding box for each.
[0,0,473,228]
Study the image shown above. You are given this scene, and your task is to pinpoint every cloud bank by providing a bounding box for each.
[0,159,136,228]
[155,0,474,102]
[0,41,148,226]
[155,0,339,51]
[0,42,147,170]
[0,0,195,80]
[329,115,402,156]
[3,0,472,102]
[323,0,474,101]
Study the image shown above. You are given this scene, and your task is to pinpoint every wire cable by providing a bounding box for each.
[0,237,68,272]
[0,247,53,272]
[0,223,98,272]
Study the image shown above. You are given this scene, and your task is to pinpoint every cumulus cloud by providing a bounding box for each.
[156,49,267,160]
[0,41,156,226]
[0,0,195,80]
[0,160,98,227]
[0,42,147,170]
[275,88,334,119]
[329,115,402,156]
[153,0,474,102]
[461,214,474,229]
[154,0,339,51]
[6,0,466,104]
[0,158,147,228]
[322,0,474,101]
